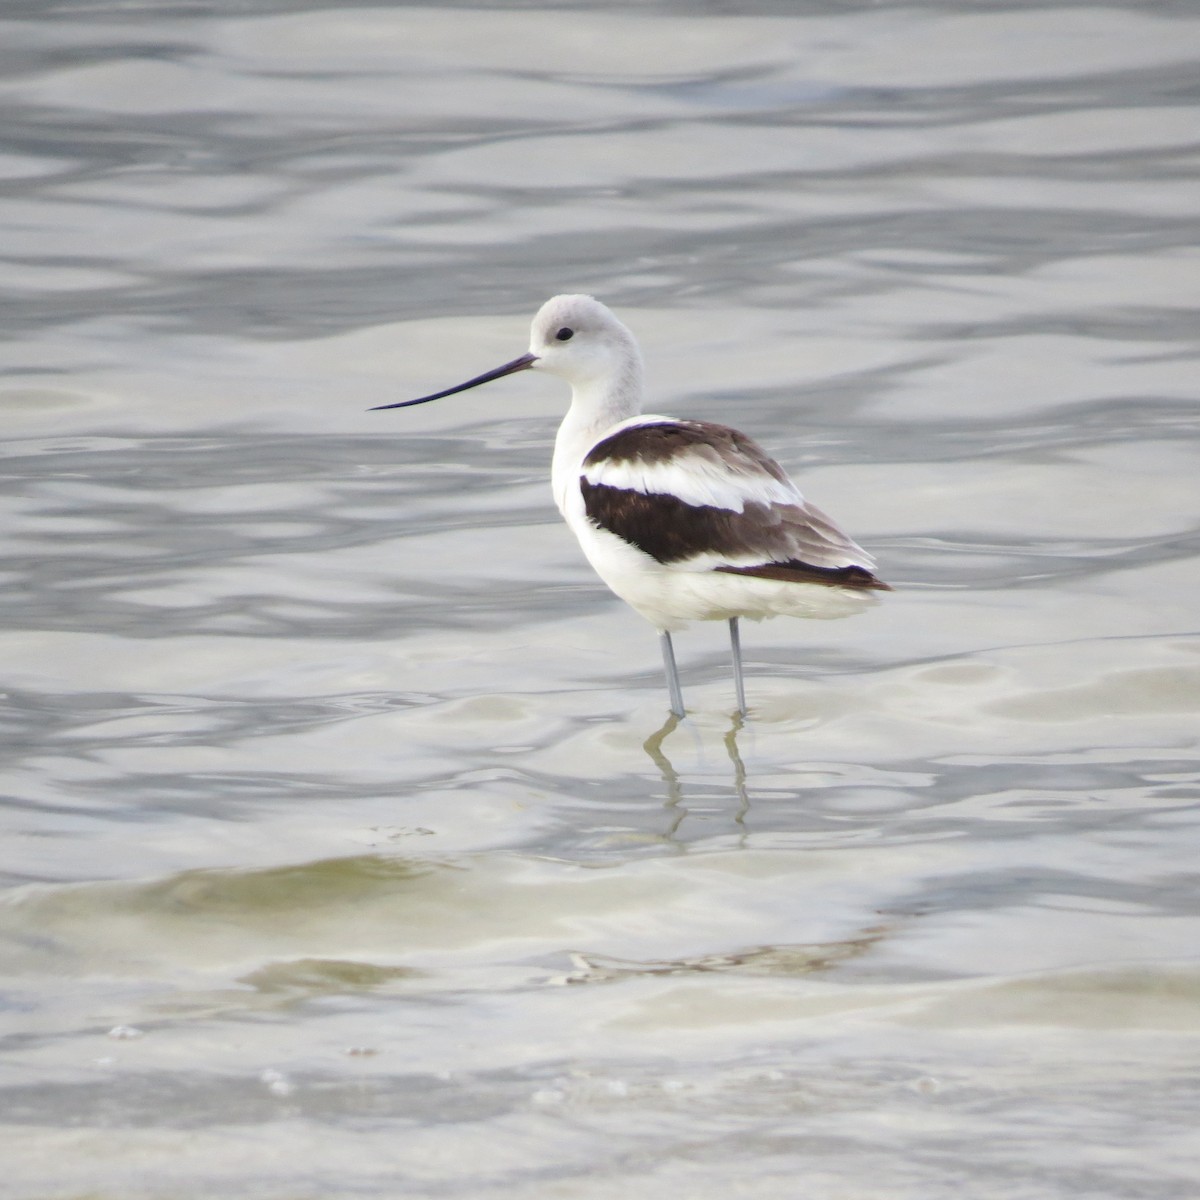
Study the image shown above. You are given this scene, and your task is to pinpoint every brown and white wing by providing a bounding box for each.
[579,419,889,590]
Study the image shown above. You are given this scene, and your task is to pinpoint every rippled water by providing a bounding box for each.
[2,2,1200,1196]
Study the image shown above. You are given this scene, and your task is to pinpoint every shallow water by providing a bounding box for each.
[2,1,1200,1197]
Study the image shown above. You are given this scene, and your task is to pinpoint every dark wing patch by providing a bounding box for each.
[715,562,890,590]
[580,481,890,590]
[583,420,792,486]
[581,482,742,565]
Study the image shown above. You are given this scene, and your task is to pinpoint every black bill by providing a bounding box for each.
[370,351,539,410]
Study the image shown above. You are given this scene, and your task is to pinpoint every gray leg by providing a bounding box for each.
[659,630,685,717]
[729,617,747,717]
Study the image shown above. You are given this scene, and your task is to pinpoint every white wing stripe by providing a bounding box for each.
[582,456,801,513]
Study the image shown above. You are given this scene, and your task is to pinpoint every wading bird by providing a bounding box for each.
[373,295,888,716]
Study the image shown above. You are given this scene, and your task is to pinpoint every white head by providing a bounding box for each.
[526,294,642,391]
[373,294,644,416]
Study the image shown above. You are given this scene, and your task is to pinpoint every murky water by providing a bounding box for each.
[2,2,1200,1196]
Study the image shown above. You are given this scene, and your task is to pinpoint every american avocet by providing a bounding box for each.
[374,295,889,717]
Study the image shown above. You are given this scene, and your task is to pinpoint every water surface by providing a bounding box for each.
[2,2,1199,1196]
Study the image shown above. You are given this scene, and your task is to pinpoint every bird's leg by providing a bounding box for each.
[659,630,686,717]
[729,617,747,717]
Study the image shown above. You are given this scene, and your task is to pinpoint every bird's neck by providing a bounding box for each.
[551,361,644,517]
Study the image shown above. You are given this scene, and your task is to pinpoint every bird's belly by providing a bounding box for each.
[572,521,877,632]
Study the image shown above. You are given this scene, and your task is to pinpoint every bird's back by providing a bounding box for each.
[560,415,887,630]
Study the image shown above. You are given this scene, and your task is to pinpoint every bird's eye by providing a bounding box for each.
[555,327,574,342]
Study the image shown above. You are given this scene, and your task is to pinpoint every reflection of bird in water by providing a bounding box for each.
[375,295,888,716]
[643,712,750,838]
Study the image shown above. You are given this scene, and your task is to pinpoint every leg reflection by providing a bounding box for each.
[722,710,750,828]
[642,712,686,839]
[642,711,753,840]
